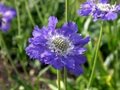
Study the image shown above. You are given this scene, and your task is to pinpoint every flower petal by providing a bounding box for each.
[32,26,41,37]
[32,26,48,37]
[58,22,78,36]
[29,36,47,46]
[48,16,58,30]
[0,22,10,32]
[99,0,108,4]
[77,2,93,16]
[70,33,82,44]
[25,44,46,60]
[105,12,117,20]
[74,36,90,47]
[51,56,64,69]
[116,5,120,11]
[68,64,83,76]
[62,56,75,69]
[40,50,55,63]
[72,47,87,55]
[71,55,86,64]
[3,8,16,21]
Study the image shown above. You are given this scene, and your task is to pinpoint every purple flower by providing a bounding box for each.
[25,16,90,75]
[0,4,16,32]
[78,0,120,21]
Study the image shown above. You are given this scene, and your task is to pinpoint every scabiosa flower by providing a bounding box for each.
[0,3,16,32]
[25,16,90,75]
[78,0,120,21]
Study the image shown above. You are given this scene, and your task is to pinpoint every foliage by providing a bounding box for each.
[0,0,120,90]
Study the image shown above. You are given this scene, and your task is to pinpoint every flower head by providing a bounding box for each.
[0,4,16,32]
[25,16,90,75]
[78,0,120,21]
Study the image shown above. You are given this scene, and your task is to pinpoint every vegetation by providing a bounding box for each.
[0,0,120,90]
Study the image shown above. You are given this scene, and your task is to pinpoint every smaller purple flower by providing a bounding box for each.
[78,0,120,21]
[0,4,16,32]
[26,16,90,75]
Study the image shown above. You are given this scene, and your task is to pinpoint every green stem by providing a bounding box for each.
[15,0,21,35]
[57,70,61,90]
[64,0,69,90]
[87,22,103,88]
[65,0,69,22]
[64,67,67,90]
[115,50,119,88]
[25,0,35,26]
[35,66,50,89]
[14,0,29,79]
[32,0,43,22]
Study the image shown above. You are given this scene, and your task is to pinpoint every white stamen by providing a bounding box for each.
[47,34,74,56]
[97,3,116,12]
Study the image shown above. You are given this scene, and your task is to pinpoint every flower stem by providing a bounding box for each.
[64,0,69,90]
[32,0,43,22]
[64,67,67,90]
[57,70,61,90]
[14,0,29,80]
[15,0,21,35]
[25,0,35,26]
[65,0,69,22]
[87,22,103,88]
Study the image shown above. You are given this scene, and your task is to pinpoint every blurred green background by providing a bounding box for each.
[0,0,120,90]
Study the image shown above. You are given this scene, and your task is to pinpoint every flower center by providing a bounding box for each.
[97,3,115,12]
[52,37,69,52]
[48,35,73,55]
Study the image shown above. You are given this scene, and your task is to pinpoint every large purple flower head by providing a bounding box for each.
[78,0,120,21]
[25,16,90,75]
[0,3,16,32]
